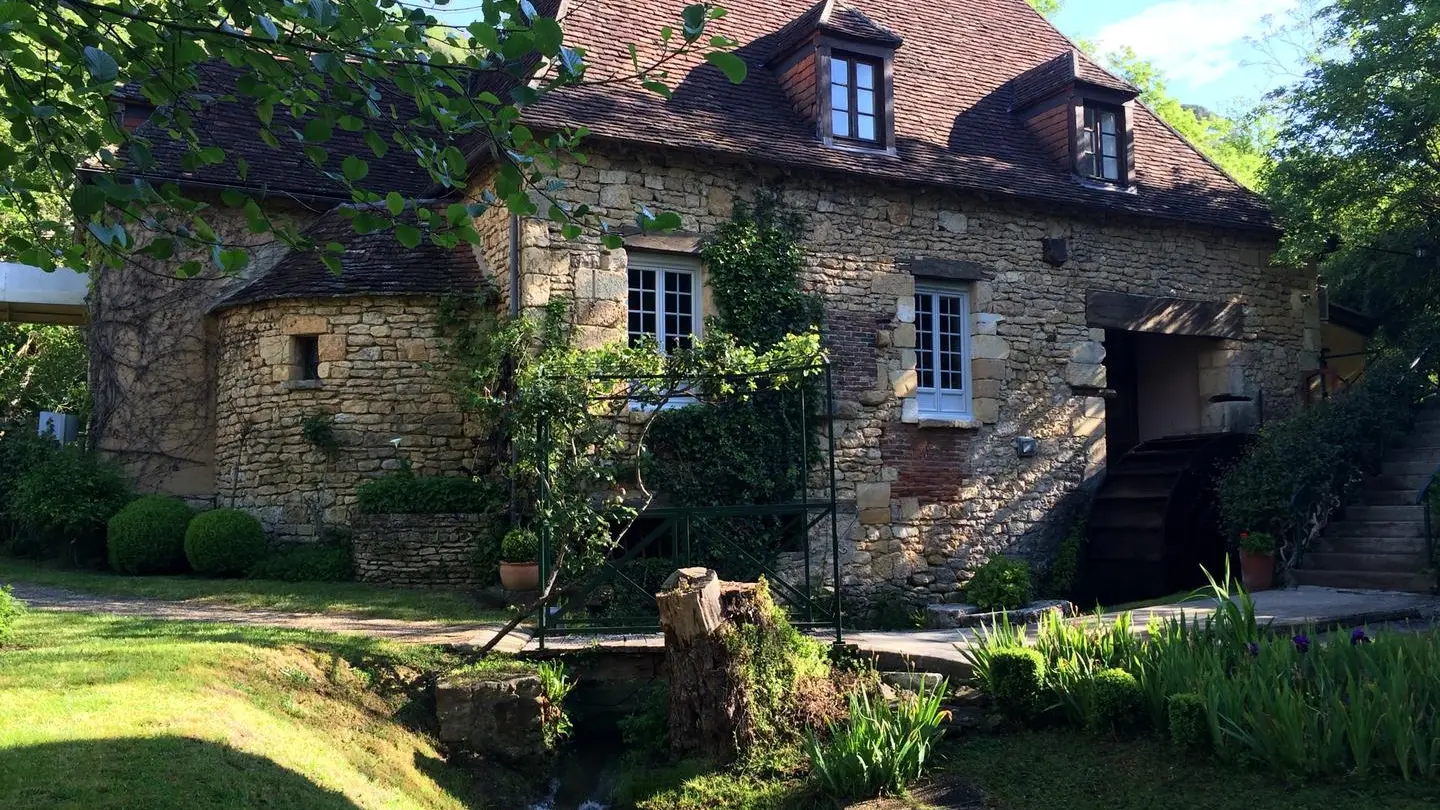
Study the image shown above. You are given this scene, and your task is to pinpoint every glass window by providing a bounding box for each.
[1084,105,1123,182]
[290,335,320,381]
[829,52,883,145]
[914,287,972,418]
[628,257,700,353]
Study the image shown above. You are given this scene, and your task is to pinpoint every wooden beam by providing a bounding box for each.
[1086,290,1244,339]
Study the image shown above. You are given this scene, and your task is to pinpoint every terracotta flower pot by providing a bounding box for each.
[1239,550,1275,592]
[499,561,540,591]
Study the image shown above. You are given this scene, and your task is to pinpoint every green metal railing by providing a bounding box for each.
[533,362,842,650]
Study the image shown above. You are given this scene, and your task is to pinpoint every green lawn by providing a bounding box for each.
[944,729,1440,810]
[0,558,509,624]
[0,610,533,810]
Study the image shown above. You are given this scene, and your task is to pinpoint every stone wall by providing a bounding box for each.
[213,295,488,543]
[470,142,1317,609]
[88,198,319,496]
[352,513,498,587]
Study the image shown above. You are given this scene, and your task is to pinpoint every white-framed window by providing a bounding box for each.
[628,253,701,352]
[914,284,972,419]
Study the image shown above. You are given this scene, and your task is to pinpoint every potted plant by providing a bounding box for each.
[1237,531,1276,592]
[499,528,540,591]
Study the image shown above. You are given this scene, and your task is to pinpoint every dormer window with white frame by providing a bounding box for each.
[913,284,972,419]
[1081,103,1123,183]
[829,52,882,143]
[627,253,701,353]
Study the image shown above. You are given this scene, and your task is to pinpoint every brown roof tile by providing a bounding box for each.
[214,203,487,310]
[530,0,1272,231]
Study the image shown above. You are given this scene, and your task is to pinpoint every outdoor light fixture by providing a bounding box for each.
[1014,436,1038,458]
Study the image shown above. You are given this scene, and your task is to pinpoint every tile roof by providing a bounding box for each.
[822,3,904,47]
[109,62,434,201]
[530,0,1273,231]
[214,203,487,310]
[1010,50,1136,111]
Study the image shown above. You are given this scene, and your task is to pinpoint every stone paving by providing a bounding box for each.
[7,583,530,652]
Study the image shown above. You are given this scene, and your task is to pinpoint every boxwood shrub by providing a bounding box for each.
[1089,667,1143,733]
[964,556,1034,611]
[989,647,1046,722]
[106,495,194,574]
[185,509,267,576]
[1167,692,1208,748]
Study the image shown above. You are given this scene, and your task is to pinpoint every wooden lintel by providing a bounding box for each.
[896,256,991,282]
[1086,290,1244,339]
[622,232,703,255]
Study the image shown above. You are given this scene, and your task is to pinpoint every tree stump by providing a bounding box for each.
[656,567,765,763]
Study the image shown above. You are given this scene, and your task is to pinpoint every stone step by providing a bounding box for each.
[1356,489,1421,506]
[1363,474,1431,493]
[1341,505,1425,523]
[1313,535,1428,555]
[1383,461,1440,477]
[1301,551,1429,573]
[1326,520,1425,539]
[1289,568,1436,593]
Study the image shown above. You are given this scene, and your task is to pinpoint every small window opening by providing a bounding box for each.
[1083,105,1122,182]
[829,52,882,144]
[291,335,320,381]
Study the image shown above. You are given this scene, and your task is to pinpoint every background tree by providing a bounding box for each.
[1265,0,1440,340]
[0,324,88,426]
[0,1,744,275]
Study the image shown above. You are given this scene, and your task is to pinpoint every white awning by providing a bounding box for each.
[0,262,88,325]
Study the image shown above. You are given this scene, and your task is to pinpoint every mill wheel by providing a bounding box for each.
[1083,432,1255,605]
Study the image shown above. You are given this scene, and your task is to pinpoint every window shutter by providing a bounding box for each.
[1074,102,1096,178]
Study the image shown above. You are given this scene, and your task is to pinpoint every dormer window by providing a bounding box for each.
[829,52,882,143]
[1082,104,1123,183]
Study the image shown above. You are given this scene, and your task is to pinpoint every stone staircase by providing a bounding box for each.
[1291,408,1440,593]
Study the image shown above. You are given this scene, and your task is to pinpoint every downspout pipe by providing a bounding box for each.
[507,214,521,527]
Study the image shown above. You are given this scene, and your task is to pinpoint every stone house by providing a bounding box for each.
[88,0,1317,602]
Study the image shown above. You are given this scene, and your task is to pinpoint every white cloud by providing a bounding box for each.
[1093,0,1299,88]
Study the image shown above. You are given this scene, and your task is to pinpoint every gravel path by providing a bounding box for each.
[7,583,531,652]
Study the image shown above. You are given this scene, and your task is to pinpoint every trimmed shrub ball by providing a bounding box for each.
[185,509,267,576]
[1167,692,1209,748]
[107,495,196,574]
[1089,668,1143,733]
[989,647,1047,723]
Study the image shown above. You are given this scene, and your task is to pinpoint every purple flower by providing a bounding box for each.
[1293,634,1311,653]
[1351,628,1371,645]
[1246,642,1260,657]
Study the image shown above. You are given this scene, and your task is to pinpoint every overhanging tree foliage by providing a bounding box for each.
[0,1,745,272]
[1265,0,1440,336]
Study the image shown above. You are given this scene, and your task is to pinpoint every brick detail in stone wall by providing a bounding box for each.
[352,513,498,588]
[214,296,488,544]
[882,425,975,501]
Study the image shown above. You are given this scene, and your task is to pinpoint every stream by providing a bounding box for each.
[528,731,623,810]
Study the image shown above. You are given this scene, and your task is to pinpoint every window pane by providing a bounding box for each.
[830,57,850,85]
[1102,156,1119,180]
[915,293,934,390]
[628,267,658,347]
[855,62,874,90]
[831,83,849,112]
[857,88,875,115]
[1101,132,1117,158]
[664,271,694,350]
[1100,111,1117,135]
[857,114,876,141]
[831,110,850,137]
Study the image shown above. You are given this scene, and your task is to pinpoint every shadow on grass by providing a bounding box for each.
[0,736,363,810]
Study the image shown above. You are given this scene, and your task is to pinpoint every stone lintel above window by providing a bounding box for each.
[896,256,992,282]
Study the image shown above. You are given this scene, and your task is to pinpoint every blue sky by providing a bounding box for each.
[1052,0,1307,113]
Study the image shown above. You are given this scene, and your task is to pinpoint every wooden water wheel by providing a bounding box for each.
[1083,432,1255,605]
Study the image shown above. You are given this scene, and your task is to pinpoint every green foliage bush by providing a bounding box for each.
[966,578,1440,781]
[248,544,352,582]
[106,495,193,574]
[184,508,266,576]
[355,471,498,515]
[1089,668,1143,733]
[989,647,1047,722]
[807,679,949,801]
[9,445,129,565]
[1167,692,1208,748]
[0,584,25,645]
[537,660,575,750]
[1218,350,1429,550]
[965,557,1034,611]
[499,528,537,563]
[1046,518,1084,598]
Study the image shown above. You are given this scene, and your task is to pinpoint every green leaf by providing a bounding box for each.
[532,16,563,55]
[395,224,422,248]
[83,46,119,83]
[303,118,334,143]
[256,14,279,40]
[216,247,250,274]
[704,52,748,84]
[681,4,707,39]
[177,260,203,278]
[71,184,105,219]
[143,238,175,260]
[342,155,369,181]
[364,130,389,158]
[385,191,406,216]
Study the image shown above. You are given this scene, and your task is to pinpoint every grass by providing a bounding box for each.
[944,729,1440,810]
[0,558,509,624]
[0,609,535,810]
